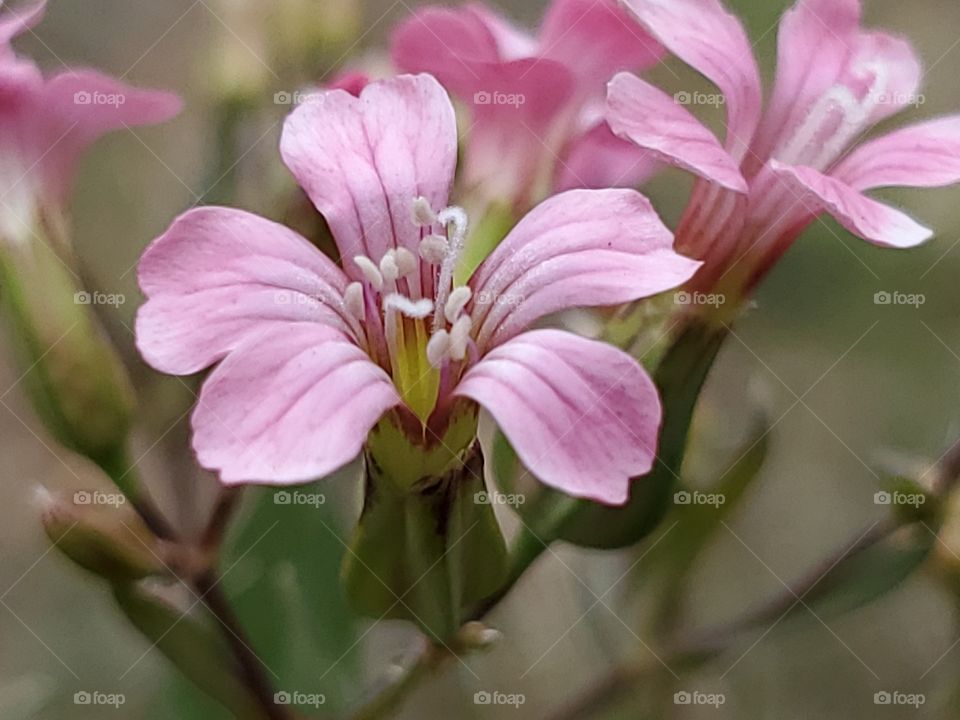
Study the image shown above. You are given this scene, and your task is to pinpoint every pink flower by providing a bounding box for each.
[136,74,700,505]
[0,1,180,242]
[390,0,663,211]
[606,0,960,297]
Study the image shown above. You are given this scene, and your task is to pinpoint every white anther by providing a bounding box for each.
[380,250,399,284]
[344,282,365,320]
[384,293,434,319]
[426,330,451,368]
[394,247,417,277]
[444,286,473,324]
[353,256,383,291]
[412,196,438,227]
[419,234,449,264]
[448,315,473,361]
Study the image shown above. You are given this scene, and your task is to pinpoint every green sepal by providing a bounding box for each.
[343,451,507,642]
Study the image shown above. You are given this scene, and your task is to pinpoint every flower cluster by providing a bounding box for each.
[134,0,960,505]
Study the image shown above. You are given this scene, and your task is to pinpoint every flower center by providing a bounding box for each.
[343,197,477,423]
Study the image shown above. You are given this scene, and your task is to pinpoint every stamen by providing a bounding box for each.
[384,293,434,319]
[419,234,449,264]
[354,255,384,291]
[380,250,399,284]
[344,282,365,320]
[448,315,473,361]
[412,196,438,227]
[394,247,417,277]
[444,286,472,324]
[426,330,451,368]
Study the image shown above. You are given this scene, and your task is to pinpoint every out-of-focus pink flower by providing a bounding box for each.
[0,1,181,243]
[607,0,960,298]
[390,0,663,211]
[136,74,700,505]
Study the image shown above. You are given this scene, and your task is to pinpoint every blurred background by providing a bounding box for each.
[3,0,960,717]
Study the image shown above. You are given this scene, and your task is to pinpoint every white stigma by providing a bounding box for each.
[426,330,451,368]
[433,206,469,330]
[444,286,472,324]
[344,282,365,320]
[412,196,438,227]
[419,234,449,264]
[384,293,434,319]
[354,255,384,291]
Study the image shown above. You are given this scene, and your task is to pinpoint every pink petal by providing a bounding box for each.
[192,324,400,485]
[621,0,762,161]
[137,207,353,375]
[0,0,45,46]
[464,3,538,60]
[606,72,747,192]
[851,31,923,125]
[280,74,457,269]
[470,188,701,349]
[455,329,661,504]
[555,120,659,192]
[768,160,932,248]
[538,0,663,90]
[832,116,960,191]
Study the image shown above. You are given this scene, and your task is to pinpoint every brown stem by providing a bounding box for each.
[194,569,291,720]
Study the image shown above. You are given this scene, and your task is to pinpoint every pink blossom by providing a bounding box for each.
[136,74,700,505]
[0,1,180,243]
[390,0,663,211]
[607,0,960,297]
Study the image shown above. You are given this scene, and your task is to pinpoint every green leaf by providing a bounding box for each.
[489,321,728,549]
[113,582,261,720]
[343,452,507,642]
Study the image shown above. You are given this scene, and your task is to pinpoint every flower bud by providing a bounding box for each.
[36,486,170,582]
